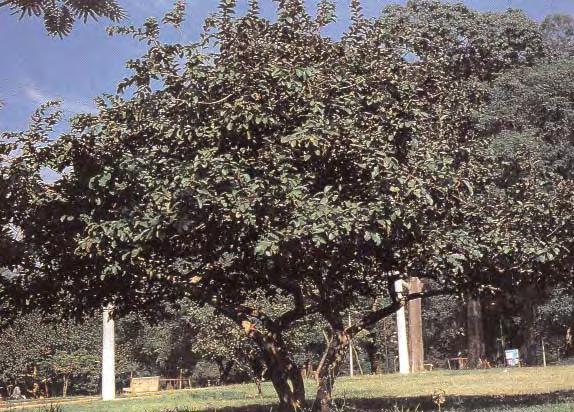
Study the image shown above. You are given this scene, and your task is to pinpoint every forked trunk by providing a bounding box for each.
[258,331,306,411]
[270,366,305,412]
[313,330,349,412]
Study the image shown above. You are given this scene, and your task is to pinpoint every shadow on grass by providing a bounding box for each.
[199,390,574,411]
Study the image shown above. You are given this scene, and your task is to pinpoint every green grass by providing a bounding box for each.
[5,366,574,411]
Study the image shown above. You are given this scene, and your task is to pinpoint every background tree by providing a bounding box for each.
[542,14,574,58]
[537,287,574,358]
[471,56,574,365]
[481,59,574,181]
[0,313,103,397]
[477,57,574,284]
[118,312,196,379]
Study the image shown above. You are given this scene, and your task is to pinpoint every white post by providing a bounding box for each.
[542,338,547,367]
[348,312,354,377]
[395,279,410,374]
[102,305,116,401]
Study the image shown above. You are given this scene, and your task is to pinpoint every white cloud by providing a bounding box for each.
[124,0,173,15]
[23,83,96,114]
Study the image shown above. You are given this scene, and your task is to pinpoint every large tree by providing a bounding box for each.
[475,57,574,362]
[2,1,568,411]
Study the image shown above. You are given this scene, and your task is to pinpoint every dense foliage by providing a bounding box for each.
[0,0,125,36]
[1,1,573,411]
[542,14,574,58]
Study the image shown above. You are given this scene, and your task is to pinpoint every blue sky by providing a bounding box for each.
[1,0,574,133]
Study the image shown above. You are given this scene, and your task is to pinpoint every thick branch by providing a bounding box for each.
[277,302,319,330]
[346,287,454,337]
[213,302,279,333]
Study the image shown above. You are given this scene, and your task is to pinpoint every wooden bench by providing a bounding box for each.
[125,376,160,395]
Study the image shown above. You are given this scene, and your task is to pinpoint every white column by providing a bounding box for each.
[348,312,354,377]
[102,305,116,400]
[395,279,410,374]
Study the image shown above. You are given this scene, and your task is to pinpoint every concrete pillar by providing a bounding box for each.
[395,280,410,374]
[348,312,354,377]
[102,305,116,400]
[408,277,424,373]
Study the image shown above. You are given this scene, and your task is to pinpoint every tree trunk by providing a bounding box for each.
[520,304,538,365]
[268,362,305,412]
[408,277,424,373]
[302,355,313,379]
[364,330,381,374]
[518,285,541,366]
[566,326,573,357]
[62,375,69,398]
[216,359,234,384]
[254,378,263,397]
[467,296,485,365]
[256,331,306,412]
[313,330,349,412]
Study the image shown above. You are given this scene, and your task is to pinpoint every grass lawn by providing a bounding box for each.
[5,365,574,412]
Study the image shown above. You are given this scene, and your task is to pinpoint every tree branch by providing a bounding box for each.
[277,303,319,330]
[346,286,455,337]
[196,94,233,106]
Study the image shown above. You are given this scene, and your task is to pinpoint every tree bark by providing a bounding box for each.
[254,331,305,412]
[254,378,263,397]
[467,296,485,365]
[520,304,538,365]
[408,277,424,373]
[566,327,573,357]
[62,375,69,398]
[216,359,234,384]
[268,359,305,412]
[364,331,381,374]
[223,307,307,411]
[518,285,541,365]
[313,329,349,412]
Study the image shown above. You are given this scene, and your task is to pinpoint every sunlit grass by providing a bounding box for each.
[6,365,574,411]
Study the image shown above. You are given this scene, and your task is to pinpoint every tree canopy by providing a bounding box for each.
[1,1,572,411]
[478,58,574,282]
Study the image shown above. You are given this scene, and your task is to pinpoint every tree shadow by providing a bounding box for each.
[210,390,574,411]
[347,390,574,411]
